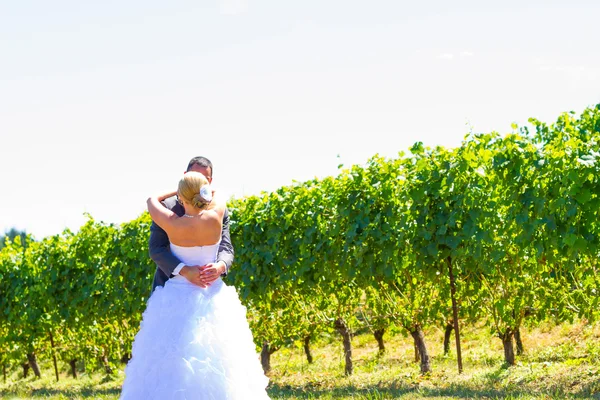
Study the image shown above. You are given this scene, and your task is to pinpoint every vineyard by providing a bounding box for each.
[1,106,599,389]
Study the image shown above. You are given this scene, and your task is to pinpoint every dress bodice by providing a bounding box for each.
[170,242,220,267]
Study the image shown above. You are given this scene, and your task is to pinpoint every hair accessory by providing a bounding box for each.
[199,184,213,203]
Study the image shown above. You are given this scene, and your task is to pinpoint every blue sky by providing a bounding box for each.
[1,0,599,238]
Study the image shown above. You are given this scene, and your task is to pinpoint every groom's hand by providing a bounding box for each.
[179,265,207,288]
[200,262,226,286]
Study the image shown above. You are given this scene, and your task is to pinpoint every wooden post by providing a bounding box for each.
[49,332,59,382]
[447,256,463,374]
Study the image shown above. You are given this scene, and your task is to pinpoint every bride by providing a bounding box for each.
[120,171,270,399]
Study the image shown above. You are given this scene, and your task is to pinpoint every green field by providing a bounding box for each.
[2,320,599,399]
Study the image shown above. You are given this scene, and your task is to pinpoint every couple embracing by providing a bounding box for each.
[120,157,270,399]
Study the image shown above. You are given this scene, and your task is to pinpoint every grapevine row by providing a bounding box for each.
[1,105,598,380]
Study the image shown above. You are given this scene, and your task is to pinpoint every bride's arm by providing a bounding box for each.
[147,191,179,230]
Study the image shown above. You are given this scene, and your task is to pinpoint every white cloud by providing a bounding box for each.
[220,0,248,15]
[539,65,586,73]
[438,53,454,60]
[460,51,474,57]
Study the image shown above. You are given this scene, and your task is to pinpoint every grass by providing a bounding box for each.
[1,321,599,399]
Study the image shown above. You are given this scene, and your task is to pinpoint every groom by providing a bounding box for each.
[149,156,234,290]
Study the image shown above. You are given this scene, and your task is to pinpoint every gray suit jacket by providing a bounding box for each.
[148,196,234,291]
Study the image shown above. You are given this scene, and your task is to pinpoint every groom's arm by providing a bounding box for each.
[149,220,181,277]
[216,208,235,275]
[148,196,185,277]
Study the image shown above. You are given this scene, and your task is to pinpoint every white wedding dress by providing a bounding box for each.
[120,242,270,400]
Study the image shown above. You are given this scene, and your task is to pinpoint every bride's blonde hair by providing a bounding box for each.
[178,172,211,209]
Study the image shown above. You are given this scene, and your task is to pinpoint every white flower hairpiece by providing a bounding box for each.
[199,184,213,203]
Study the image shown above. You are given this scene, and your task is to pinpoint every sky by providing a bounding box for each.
[1,0,599,239]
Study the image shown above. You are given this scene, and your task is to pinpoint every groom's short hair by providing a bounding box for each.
[187,156,213,177]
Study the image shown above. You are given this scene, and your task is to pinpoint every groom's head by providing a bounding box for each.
[186,156,213,183]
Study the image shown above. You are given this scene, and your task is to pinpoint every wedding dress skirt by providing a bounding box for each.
[120,243,270,400]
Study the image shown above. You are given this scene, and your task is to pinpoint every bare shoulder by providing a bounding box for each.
[200,209,223,226]
[207,190,227,218]
[168,215,218,246]
[164,213,193,232]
